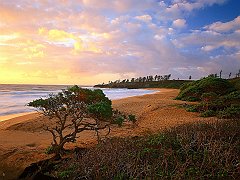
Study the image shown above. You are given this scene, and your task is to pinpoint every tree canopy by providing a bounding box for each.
[28,86,116,155]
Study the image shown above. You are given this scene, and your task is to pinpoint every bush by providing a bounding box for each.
[180,81,197,91]
[200,110,216,117]
[185,96,200,102]
[229,77,240,90]
[114,116,124,127]
[176,86,202,101]
[186,105,198,112]
[87,101,113,120]
[45,146,54,154]
[176,77,240,118]
[58,170,73,179]
[176,77,235,101]
[217,106,240,119]
[219,91,240,107]
[201,92,218,102]
[128,114,136,123]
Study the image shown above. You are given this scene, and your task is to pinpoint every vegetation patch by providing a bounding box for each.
[40,119,240,179]
[177,77,240,119]
[176,76,235,101]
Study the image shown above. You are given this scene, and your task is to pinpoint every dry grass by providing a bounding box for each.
[53,119,240,179]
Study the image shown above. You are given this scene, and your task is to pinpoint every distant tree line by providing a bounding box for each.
[208,69,240,79]
[96,69,240,88]
[106,74,172,85]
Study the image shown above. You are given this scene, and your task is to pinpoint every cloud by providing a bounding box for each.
[172,19,186,28]
[167,0,227,13]
[23,42,45,59]
[135,14,152,23]
[201,45,216,52]
[205,16,240,33]
[38,28,103,53]
[0,33,20,42]
[0,0,238,84]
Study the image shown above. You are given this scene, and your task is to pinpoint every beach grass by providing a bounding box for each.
[49,119,240,179]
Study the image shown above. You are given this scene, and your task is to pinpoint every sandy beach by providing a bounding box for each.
[0,89,217,179]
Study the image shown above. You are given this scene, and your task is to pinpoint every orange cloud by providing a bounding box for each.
[38,27,103,53]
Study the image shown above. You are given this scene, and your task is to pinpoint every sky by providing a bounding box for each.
[0,0,240,85]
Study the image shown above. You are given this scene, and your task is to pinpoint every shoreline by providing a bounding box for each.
[0,88,160,123]
[0,112,35,122]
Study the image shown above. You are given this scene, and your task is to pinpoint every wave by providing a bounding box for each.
[0,84,157,116]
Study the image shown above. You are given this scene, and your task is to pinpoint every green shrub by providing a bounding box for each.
[45,146,54,154]
[176,77,240,118]
[186,105,198,112]
[197,77,234,95]
[201,92,218,102]
[128,114,136,123]
[58,170,73,179]
[219,91,240,107]
[217,106,240,119]
[180,81,197,91]
[114,116,124,127]
[176,86,202,101]
[229,77,240,90]
[185,96,200,102]
[87,101,113,120]
[176,77,235,101]
[200,110,216,117]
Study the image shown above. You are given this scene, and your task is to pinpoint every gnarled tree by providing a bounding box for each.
[28,85,114,155]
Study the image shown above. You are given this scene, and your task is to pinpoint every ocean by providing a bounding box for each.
[0,84,157,116]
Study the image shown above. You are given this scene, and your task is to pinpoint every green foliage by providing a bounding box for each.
[219,91,240,106]
[58,170,73,179]
[45,146,54,154]
[28,86,117,155]
[201,92,218,102]
[95,80,191,89]
[114,116,124,127]
[186,105,198,112]
[67,86,111,105]
[177,77,240,119]
[128,114,136,123]
[185,96,200,102]
[180,81,197,91]
[176,77,235,101]
[200,110,216,117]
[229,77,240,90]
[217,106,240,119]
[176,86,202,101]
[28,98,49,108]
[197,77,234,95]
[87,101,113,120]
[113,173,127,180]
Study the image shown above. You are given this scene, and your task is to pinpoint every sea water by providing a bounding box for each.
[0,84,157,116]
